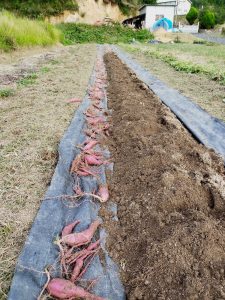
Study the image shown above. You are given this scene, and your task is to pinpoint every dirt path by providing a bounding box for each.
[121,46,225,123]
[0,44,97,298]
[102,53,225,299]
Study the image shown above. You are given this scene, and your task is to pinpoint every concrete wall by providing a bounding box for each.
[140,6,175,29]
[179,22,199,33]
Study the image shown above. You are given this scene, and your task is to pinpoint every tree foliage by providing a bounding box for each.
[192,0,225,24]
[199,9,216,28]
[186,7,199,24]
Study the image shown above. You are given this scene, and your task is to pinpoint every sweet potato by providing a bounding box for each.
[61,220,101,247]
[98,185,109,202]
[47,278,105,300]
[62,221,80,237]
[83,140,99,151]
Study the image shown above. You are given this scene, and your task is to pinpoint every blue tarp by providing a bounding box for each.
[152,17,173,31]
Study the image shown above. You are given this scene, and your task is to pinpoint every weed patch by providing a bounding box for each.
[41,66,50,73]
[58,23,153,44]
[18,73,38,86]
[0,88,14,98]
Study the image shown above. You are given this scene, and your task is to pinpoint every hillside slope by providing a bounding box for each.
[47,0,125,24]
[0,0,156,22]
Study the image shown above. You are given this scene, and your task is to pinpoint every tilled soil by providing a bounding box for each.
[103,53,225,299]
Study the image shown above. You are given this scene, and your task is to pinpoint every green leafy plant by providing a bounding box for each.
[18,73,38,86]
[0,88,14,97]
[41,66,50,73]
[186,6,198,25]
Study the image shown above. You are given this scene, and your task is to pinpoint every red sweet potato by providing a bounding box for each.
[47,278,105,300]
[98,185,109,202]
[61,220,101,247]
[62,221,80,237]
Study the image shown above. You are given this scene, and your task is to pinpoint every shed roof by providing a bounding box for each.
[139,4,176,10]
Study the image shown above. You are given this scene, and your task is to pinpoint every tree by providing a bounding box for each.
[199,9,215,29]
[186,6,198,25]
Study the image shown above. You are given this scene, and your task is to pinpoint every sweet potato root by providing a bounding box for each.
[62,221,80,237]
[47,278,105,300]
[83,140,99,151]
[61,220,101,247]
[98,185,109,202]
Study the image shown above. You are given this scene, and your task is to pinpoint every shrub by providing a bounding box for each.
[0,11,61,51]
[186,7,198,25]
[58,23,153,44]
[199,10,215,29]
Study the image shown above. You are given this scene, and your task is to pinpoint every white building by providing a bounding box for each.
[157,0,192,15]
[138,4,176,29]
[123,0,191,31]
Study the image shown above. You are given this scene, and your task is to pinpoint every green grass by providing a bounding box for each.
[122,44,225,85]
[58,23,153,44]
[41,66,50,73]
[0,88,14,98]
[0,11,62,52]
[18,73,38,86]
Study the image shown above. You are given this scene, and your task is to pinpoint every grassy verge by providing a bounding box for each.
[0,11,61,51]
[58,23,153,44]
[122,44,225,85]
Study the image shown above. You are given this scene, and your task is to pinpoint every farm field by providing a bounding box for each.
[1,38,225,299]
[121,43,225,122]
[0,44,96,298]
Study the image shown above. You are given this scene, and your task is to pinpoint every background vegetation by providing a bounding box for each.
[0,11,61,51]
[58,23,153,44]
[191,0,225,26]
[0,0,78,18]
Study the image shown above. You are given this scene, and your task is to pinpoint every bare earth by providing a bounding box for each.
[121,46,225,123]
[0,44,96,298]
[102,53,225,299]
